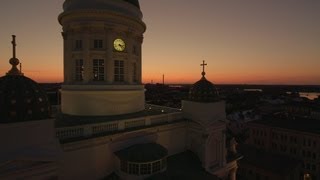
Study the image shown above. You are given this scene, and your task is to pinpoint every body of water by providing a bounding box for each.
[244,89,320,100]
[299,92,320,100]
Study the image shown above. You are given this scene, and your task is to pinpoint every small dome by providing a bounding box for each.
[189,76,219,102]
[116,143,168,162]
[0,75,51,123]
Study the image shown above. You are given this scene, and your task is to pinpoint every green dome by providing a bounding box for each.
[0,75,51,123]
[189,77,219,103]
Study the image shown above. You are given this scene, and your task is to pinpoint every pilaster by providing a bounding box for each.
[83,31,91,83]
[126,31,134,84]
[106,28,114,83]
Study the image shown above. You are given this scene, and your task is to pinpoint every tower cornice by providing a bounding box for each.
[58,10,146,33]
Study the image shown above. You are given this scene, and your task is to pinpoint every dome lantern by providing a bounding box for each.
[7,35,23,76]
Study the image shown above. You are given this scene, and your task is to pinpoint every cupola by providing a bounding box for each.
[0,35,51,123]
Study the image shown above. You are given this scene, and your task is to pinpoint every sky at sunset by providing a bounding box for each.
[0,0,319,85]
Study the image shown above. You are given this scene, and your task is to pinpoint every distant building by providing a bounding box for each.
[0,0,240,179]
[238,144,300,180]
[244,116,320,180]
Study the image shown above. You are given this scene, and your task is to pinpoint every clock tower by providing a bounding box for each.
[58,0,146,116]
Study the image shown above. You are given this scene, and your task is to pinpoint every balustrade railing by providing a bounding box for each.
[56,105,183,140]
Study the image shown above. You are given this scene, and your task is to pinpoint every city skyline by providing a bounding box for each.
[0,0,319,85]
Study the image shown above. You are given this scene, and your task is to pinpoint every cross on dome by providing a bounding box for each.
[200,60,207,77]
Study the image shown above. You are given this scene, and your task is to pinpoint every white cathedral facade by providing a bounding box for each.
[0,0,239,179]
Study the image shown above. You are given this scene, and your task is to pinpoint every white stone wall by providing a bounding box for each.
[182,100,238,178]
[156,123,187,156]
[61,87,145,116]
[182,100,226,126]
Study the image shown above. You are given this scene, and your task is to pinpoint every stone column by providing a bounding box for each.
[126,31,133,84]
[64,32,73,84]
[62,32,68,83]
[137,35,143,83]
[83,30,91,83]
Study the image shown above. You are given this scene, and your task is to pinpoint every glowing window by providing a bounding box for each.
[93,59,104,81]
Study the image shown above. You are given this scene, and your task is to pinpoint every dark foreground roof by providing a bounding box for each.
[147,151,219,180]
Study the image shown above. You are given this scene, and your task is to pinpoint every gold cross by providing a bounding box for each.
[200,60,207,77]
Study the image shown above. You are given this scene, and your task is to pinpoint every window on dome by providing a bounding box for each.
[75,59,84,81]
[140,163,151,175]
[119,157,167,176]
[161,158,167,169]
[128,163,139,175]
[93,59,104,81]
[152,161,161,173]
[114,60,124,82]
[120,160,128,173]
[75,40,82,50]
[94,39,103,49]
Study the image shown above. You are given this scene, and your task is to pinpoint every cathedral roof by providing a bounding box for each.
[115,143,168,162]
[0,36,51,124]
[188,61,219,102]
[123,0,140,8]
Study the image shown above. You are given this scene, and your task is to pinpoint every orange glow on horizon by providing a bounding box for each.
[0,1,320,85]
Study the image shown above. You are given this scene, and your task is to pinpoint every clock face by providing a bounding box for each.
[114,38,126,51]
